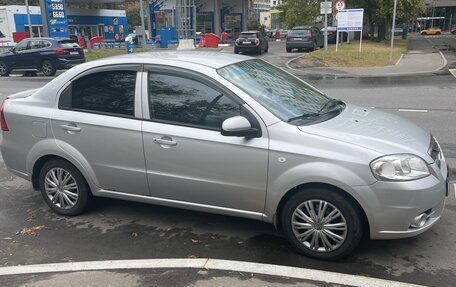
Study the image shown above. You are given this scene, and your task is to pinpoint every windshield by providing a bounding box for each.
[290,29,310,36]
[218,59,342,124]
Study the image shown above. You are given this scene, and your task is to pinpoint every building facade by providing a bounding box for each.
[269,0,283,9]
[424,0,456,31]
[0,5,127,45]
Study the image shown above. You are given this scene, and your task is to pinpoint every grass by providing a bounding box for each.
[84,48,153,62]
[301,37,408,67]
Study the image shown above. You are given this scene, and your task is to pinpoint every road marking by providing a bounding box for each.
[449,69,456,78]
[0,258,426,287]
[398,109,428,113]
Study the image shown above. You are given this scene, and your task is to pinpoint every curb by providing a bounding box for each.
[0,258,428,287]
[285,47,449,78]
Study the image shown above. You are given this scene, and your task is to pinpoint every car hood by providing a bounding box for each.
[298,104,432,161]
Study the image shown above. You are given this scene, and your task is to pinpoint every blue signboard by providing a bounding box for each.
[45,0,69,38]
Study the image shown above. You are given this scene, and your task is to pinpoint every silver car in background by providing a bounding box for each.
[0,52,450,260]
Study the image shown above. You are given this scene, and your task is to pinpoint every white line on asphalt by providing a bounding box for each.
[398,109,428,113]
[0,258,427,287]
[449,69,456,78]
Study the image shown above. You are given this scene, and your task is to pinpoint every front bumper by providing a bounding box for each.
[352,162,449,240]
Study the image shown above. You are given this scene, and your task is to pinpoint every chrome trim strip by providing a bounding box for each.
[96,189,266,221]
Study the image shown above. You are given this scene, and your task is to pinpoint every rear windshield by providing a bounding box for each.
[290,29,310,36]
[58,40,79,48]
[240,33,258,38]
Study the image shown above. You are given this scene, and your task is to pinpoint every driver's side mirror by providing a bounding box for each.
[10,47,16,53]
[221,116,260,138]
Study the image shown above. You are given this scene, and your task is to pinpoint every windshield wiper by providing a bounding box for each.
[318,99,344,114]
[287,112,320,122]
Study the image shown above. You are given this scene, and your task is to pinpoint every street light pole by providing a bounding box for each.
[324,0,328,50]
[389,0,398,65]
[139,0,147,48]
[25,0,33,37]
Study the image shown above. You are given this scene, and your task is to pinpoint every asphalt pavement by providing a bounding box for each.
[0,37,455,287]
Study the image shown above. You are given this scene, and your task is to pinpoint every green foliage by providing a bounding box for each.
[126,3,142,31]
[278,0,319,28]
[247,19,260,30]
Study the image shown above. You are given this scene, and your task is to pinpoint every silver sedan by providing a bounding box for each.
[0,52,450,260]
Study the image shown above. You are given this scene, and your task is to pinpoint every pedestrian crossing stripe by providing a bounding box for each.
[449,69,456,78]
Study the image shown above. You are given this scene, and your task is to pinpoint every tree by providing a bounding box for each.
[126,2,142,31]
[278,0,319,28]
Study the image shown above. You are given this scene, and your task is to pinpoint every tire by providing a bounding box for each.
[234,48,239,54]
[421,32,427,35]
[0,61,11,77]
[436,31,441,35]
[39,159,92,216]
[286,47,291,53]
[310,41,317,52]
[281,188,363,260]
[41,60,56,76]
[257,47,262,55]
[264,43,269,53]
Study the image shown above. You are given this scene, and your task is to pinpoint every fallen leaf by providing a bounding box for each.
[2,237,13,240]
[237,241,244,245]
[187,254,199,258]
[191,239,202,243]
[20,225,45,236]
[131,232,139,237]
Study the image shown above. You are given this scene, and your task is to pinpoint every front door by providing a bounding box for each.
[51,66,149,195]
[142,68,269,213]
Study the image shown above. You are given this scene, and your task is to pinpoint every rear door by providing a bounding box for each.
[51,65,149,195]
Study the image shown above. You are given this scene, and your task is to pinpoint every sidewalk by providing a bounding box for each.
[287,35,448,77]
[0,258,428,287]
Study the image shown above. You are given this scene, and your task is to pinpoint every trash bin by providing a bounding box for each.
[205,33,220,48]
[402,26,408,40]
[159,27,169,48]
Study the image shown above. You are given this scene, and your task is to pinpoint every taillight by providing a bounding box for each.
[255,39,260,46]
[304,35,312,39]
[1,100,9,131]
[235,39,240,45]
[54,49,69,55]
[286,35,292,42]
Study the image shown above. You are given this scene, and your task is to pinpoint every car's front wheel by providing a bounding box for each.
[0,61,11,77]
[281,188,363,260]
[41,60,56,76]
[39,159,92,216]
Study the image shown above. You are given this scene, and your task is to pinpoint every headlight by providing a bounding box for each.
[370,154,430,181]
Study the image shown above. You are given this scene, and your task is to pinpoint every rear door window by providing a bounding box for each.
[58,40,80,48]
[59,70,137,117]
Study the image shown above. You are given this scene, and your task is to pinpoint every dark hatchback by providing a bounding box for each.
[286,26,324,52]
[234,31,269,55]
[0,38,85,77]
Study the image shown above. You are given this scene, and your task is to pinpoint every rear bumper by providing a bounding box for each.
[235,45,261,53]
[57,57,85,69]
[286,42,313,49]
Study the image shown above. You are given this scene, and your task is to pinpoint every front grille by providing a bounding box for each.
[429,136,441,167]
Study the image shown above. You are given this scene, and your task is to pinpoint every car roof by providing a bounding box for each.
[241,31,259,33]
[22,37,70,41]
[292,26,312,30]
[103,51,250,69]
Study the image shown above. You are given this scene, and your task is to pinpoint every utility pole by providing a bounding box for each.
[25,0,33,37]
[139,0,147,48]
[389,0,398,65]
[324,0,328,50]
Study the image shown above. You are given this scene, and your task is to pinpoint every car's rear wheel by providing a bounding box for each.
[264,43,269,53]
[281,188,363,260]
[436,31,441,35]
[310,41,317,52]
[421,31,427,35]
[41,60,56,76]
[0,61,10,77]
[234,48,239,54]
[286,47,291,53]
[39,159,92,216]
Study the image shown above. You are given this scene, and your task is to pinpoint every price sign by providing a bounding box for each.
[45,0,69,37]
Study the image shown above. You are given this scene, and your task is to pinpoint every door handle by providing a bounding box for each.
[153,138,177,146]
[61,124,81,133]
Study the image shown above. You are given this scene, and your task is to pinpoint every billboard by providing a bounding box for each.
[337,9,364,31]
[45,0,69,38]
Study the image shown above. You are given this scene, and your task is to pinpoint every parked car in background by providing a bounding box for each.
[320,27,348,44]
[420,27,442,35]
[286,26,324,52]
[0,38,85,77]
[235,31,268,54]
[450,29,456,35]
[0,52,449,260]
[280,29,289,38]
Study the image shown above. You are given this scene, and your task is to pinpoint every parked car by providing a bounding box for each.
[235,31,268,54]
[320,27,347,44]
[420,27,442,35]
[286,26,324,52]
[0,37,85,77]
[450,29,456,35]
[0,52,449,260]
